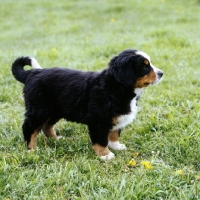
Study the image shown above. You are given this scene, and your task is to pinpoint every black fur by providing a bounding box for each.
[11,49,156,150]
[11,57,32,83]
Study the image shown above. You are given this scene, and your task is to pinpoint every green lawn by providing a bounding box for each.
[0,0,200,199]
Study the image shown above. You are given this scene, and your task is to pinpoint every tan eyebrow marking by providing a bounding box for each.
[144,59,149,65]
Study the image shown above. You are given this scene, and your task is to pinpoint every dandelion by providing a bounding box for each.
[128,159,137,167]
[140,161,150,166]
[111,18,116,23]
[51,47,57,52]
[175,170,184,176]
[145,164,154,170]
[140,161,154,169]
[133,152,139,158]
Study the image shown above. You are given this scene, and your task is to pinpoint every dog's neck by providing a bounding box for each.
[134,88,144,101]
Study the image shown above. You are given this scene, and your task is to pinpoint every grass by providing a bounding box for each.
[0,0,200,199]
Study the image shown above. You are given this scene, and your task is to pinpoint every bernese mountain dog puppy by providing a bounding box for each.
[11,49,163,160]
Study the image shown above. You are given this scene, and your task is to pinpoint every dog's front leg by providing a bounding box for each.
[88,124,115,160]
[108,129,127,150]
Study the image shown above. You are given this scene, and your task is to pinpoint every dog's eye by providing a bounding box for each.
[143,65,149,71]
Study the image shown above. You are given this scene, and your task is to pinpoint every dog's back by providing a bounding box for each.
[11,57,103,123]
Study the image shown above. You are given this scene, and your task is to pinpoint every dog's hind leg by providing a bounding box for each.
[22,118,43,150]
[42,118,62,140]
[108,129,127,150]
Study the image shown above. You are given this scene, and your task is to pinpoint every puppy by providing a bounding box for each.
[11,49,163,160]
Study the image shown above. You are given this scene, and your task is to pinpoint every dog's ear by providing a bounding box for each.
[109,55,136,87]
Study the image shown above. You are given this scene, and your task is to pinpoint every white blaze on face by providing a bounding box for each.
[137,51,150,61]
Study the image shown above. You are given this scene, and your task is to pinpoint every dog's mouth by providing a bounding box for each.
[144,82,150,86]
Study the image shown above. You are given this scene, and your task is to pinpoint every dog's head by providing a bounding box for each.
[109,49,163,88]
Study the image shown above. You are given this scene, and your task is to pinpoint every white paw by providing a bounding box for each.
[100,151,115,160]
[56,136,64,140]
[108,141,127,150]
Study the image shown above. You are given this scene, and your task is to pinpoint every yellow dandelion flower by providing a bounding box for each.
[140,161,150,166]
[52,48,57,51]
[140,161,154,169]
[175,170,184,175]
[111,18,116,23]
[133,152,139,158]
[128,159,136,167]
[145,164,154,170]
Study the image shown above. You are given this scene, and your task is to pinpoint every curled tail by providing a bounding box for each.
[11,57,42,84]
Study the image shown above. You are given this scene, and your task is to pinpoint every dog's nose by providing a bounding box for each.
[158,71,163,78]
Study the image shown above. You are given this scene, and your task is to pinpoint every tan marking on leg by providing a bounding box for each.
[108,130,119,142]
[92,144,110,156]
[27,130,38,150]
[42,118,60,139]
[42,124,57,138]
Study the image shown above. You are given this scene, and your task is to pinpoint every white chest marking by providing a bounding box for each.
[112,88,143,131]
